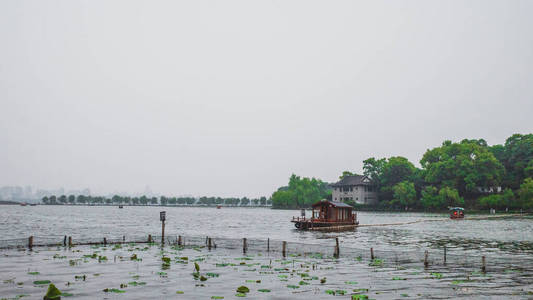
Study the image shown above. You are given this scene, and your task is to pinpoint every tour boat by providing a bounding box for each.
[291,200,359,231]
[216,205,222,209]
[449,207,464,219]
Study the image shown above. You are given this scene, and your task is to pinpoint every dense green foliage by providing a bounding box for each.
[272,134,533,210]
[364,135,533,210]
[41,195,271,207]
[271,174,331,208]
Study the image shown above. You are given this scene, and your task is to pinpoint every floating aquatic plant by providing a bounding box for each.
[236,286,250,293]
[368,259,384,267]
[102,288,125,293]
[43,283,61,300]
[287,284,299,289]
[33,280,51,285]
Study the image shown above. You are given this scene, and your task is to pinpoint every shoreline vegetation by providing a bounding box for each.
[27,134,533,213]
[40,195,271,207]
[272,134,533,212]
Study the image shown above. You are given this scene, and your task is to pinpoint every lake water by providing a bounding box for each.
[1,205,532,299]
[1,205,532,253]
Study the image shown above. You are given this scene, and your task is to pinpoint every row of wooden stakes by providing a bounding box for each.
[25,235,487,273]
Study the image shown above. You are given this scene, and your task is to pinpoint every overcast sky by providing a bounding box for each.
[1,0,532,197]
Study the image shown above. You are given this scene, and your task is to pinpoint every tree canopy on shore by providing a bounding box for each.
[272,134,533,210]
[271,175,330,209]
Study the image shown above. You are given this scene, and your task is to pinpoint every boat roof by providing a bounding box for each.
[449,207,464,211]
[331,175,372,187]
[312,200,353,208]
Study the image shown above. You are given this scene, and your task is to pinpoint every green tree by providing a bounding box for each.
[363,157,386,182]
[240,197,250,206]
[42,196,49,204]
[438,186,464,207]
[391,181,417,209]
[271,174,330,208]
[497,134,533,189]
[478,194,504,210]
[519,178,533,209]
[420,186,442,209]
[68,195,75,204]
[76,195,86,204]
[501,188,516,209]
[420,140,504,197]
[339,171,359,179]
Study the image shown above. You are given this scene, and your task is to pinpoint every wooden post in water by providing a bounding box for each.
[122,235,125,243]
[334,237,340,258]
[63,235,67,247]
[208,237,212,250]
[68,236,72,247]
[160,211,166,246]
[178,235,182,246]
[148,234,152,243]
[28,236,33,250]
[424,250,429,268]
[370,248,374,260]
[282,241,287,257]
[161,222,165,245]
[243,238,247,254]
[267,238,270,252]
[481,256,486,273]
[443,246,447,264]
[103,237,107,246]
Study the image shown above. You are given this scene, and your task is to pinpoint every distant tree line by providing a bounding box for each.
[41,195,271,207]
[272,134,533,211]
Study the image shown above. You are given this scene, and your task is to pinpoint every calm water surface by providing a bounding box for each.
[1,205,532,254]
[1,205,533,299]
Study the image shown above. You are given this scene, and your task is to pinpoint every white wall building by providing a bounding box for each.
[331,175,378,205]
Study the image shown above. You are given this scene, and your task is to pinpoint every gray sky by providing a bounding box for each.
[1,0,532,198]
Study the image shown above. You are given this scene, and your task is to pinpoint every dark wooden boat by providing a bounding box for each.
[291,200,358,231]
[450,207,464,219]
[119,205,124,209]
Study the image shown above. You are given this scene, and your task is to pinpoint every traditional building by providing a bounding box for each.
[331,175,378,205]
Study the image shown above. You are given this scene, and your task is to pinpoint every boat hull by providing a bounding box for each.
[291,220,358,230]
